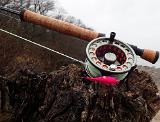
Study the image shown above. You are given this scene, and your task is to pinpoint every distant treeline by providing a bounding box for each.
[0,0,93,30]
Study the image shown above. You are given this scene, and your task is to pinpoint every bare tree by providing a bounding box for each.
[29,0,55,14]
[0,0,55,15]
[0,0,12,6]
[0,0,90,29]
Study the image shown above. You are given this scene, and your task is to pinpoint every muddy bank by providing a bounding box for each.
[138,66,160,90]
[0,64,160,122]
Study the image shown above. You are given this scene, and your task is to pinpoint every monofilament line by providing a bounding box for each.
[0,28,85,65]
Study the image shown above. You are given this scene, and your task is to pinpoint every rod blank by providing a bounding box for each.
[0,7,159,64]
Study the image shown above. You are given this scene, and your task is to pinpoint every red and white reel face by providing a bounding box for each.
[86,37,136,73]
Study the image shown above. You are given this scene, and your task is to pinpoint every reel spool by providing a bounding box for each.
[85,32,137,80]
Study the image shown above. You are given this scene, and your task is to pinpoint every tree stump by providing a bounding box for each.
[0,64,160,122]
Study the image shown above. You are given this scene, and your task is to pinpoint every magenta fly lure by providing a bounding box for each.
[84,76,119,85]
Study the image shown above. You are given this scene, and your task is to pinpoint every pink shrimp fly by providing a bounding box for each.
[84,76,119,85]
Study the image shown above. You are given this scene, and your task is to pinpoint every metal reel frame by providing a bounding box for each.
[85,37,137,80]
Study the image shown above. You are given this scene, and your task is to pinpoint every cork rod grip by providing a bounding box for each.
[22,10,99,41]
[141,49,159,64]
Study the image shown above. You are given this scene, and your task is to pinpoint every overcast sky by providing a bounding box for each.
[57,0,160,67]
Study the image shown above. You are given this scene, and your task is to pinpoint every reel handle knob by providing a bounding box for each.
[109,32,116,43]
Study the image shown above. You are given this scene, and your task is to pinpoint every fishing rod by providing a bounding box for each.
[0,6,159,81]
[0,6,158,64]
[0,6,159,64]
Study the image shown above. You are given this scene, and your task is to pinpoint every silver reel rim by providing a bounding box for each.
[86,37,137,75]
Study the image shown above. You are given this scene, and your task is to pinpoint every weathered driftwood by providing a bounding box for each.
[0,64,160,122]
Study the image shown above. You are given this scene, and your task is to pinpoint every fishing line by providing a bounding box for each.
[0,28,85,65]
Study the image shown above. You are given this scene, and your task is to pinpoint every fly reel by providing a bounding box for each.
[85,32,137,80]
